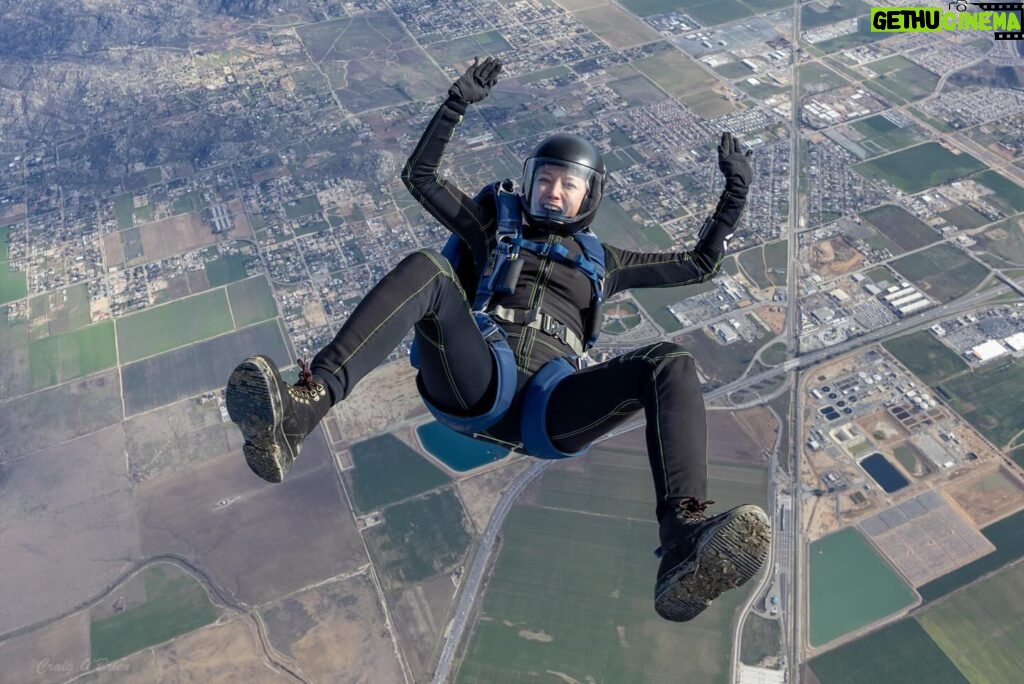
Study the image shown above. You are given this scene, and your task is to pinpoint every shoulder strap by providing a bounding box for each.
[572,228,605,349]
[472,180,521,311]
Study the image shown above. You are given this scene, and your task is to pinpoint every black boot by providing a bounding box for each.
[225,356,331,483]
[653,497,771,622]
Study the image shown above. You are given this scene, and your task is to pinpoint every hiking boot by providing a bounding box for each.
[225,355,331,483]
[653,497,771,622]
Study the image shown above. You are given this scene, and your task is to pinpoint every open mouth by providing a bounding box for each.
[542,202,562,212]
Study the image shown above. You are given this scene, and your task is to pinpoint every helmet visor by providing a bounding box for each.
[523,158,603,224]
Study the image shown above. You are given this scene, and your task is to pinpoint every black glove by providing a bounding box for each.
[448,56,502,106]
[718,132,753,195]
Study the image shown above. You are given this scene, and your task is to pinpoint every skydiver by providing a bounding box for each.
[226,57,771,622]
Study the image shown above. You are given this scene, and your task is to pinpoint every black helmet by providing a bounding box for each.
[521,134,605,233]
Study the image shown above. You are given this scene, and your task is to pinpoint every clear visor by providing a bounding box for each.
[522,158,602,223]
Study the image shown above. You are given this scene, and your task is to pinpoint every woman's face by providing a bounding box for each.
[532,164,588,218]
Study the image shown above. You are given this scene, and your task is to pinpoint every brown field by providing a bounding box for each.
[225,199,254,239]
[261,573,405,683]
[0,612,89,684]
[102,231,124,268]
[808,236,865,277]
[456,456,534,533]
[130,212,212,266]
[575,4,661,49]
[388,573,456,681]
[90,617,286,683]
[854,409,909,445]
[754,305,786,335]
[123,394,244,484]
[334,360,429,443]
[135,432,368,607]
[946,465,1024,527]
[0,344,30,401]
[0,369,123,459]
[707,407,776,465]
[0,423,139,634]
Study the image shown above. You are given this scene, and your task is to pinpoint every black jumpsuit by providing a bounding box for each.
[309,95,748,520]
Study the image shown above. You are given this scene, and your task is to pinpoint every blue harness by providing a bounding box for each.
[410,180,606,459]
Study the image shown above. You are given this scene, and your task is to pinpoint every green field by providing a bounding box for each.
[740,614,781,667]
[115,289,234,363]
[680,88,738,119]
[29,283,92,338]
[848,114,927,157]
[457,446,767,684]
[90,563,220,663]
[975,217,1024,266]
[283,194,322,219]
[972,170,1024,213]
[918,510,1024,601]
[762,341,787,366]
[226,276,278,327]
[363,487,471,591]
[860,205,938,251]
[114,193,136,229]
[801,0,869,29]
[939,204,991,231]
[941,359,1024,448]
[862,56,939,104]
[809,527,917,647]
[632,43,716,98]
[813,16,888,54]
[205,253,249,287]
[882,330,967,387]
[28,321,117,390]
[799,63,851,97]
[344,433,449,513]
[809,619,966,684]
[889,243,989,302]
[170,190,206,215]
[602,300,642,335]
[0,226,27,304]
[687,0,752,26]
[593,198,673,251]
[609,72,668,108]
[892,445,924,477]
[854,143,986,194]
[738,242,786,290]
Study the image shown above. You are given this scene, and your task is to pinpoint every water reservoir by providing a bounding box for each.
[416,421,510,472]
[860,452,909,493]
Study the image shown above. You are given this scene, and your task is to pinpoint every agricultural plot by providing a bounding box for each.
[205,253,251,286]
[363,487,472,592]
[121,318,289,416]
[854,143,986,194]
[974,216,1024,266]
[809,619,966,684]
[225,275,278,327]
[918,509,1024,601]
[283,194,322,219]
[633,43,717,99]
[575,5,661,49]
[919,562,1024,684]
[798,63,851,97]
[592,197,673,251]
[882,329,967,388]
[938,204,991,231]
[940,358,1024,449]
[424,30,511,69]
[90,563,220,663]
[889,243,989,303]
[801,0,870,29]
[28,283,92,336]
[297,13,449,113]
[608,71,667,108]
[808,527,917,647]
[344,433,450,513]
[0,225,26,304]
[862,56,939,104]
[859,205,938,252]
[115,289,234,363]
[946,467,1024,527]
[813,17,888,54]
[28,320,117,390]
[971,169,1024,213]
[0,613,89,684]
[457,434,766,684]
[681,87,739,118]
[687,0,752,27]
[847,114,927,157]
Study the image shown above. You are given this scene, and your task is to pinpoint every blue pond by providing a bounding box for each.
[416,421,511,472]
[860,452,909,493]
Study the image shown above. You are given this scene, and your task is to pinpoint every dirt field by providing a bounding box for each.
[102,232,124,268]
[456,457,534,533]
[90,617,287,683]
[0,612,89,684]
[946,465,1024,527]
[753,305,787,335]
[134,439,368,607]
[123,394,244,484]
[334,360,429,443]
[0,423,139,634]
[808,236,865,277]
[131,212,214,266]
[707,407,776,466]
[261,573,405,683]
[388,573,456,681]
[225,199,253,239]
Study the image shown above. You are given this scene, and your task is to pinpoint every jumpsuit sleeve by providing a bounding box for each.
[401,96,495,274]
[602,189,747,297]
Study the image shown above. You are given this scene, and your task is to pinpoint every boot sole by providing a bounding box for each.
[654,505,771,622]
[225,356,292,483]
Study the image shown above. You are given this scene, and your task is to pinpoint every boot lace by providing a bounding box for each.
[675,497,716,522]
[291,358,326,401]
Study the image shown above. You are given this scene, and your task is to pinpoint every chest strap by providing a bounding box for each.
[490,305,585,356]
